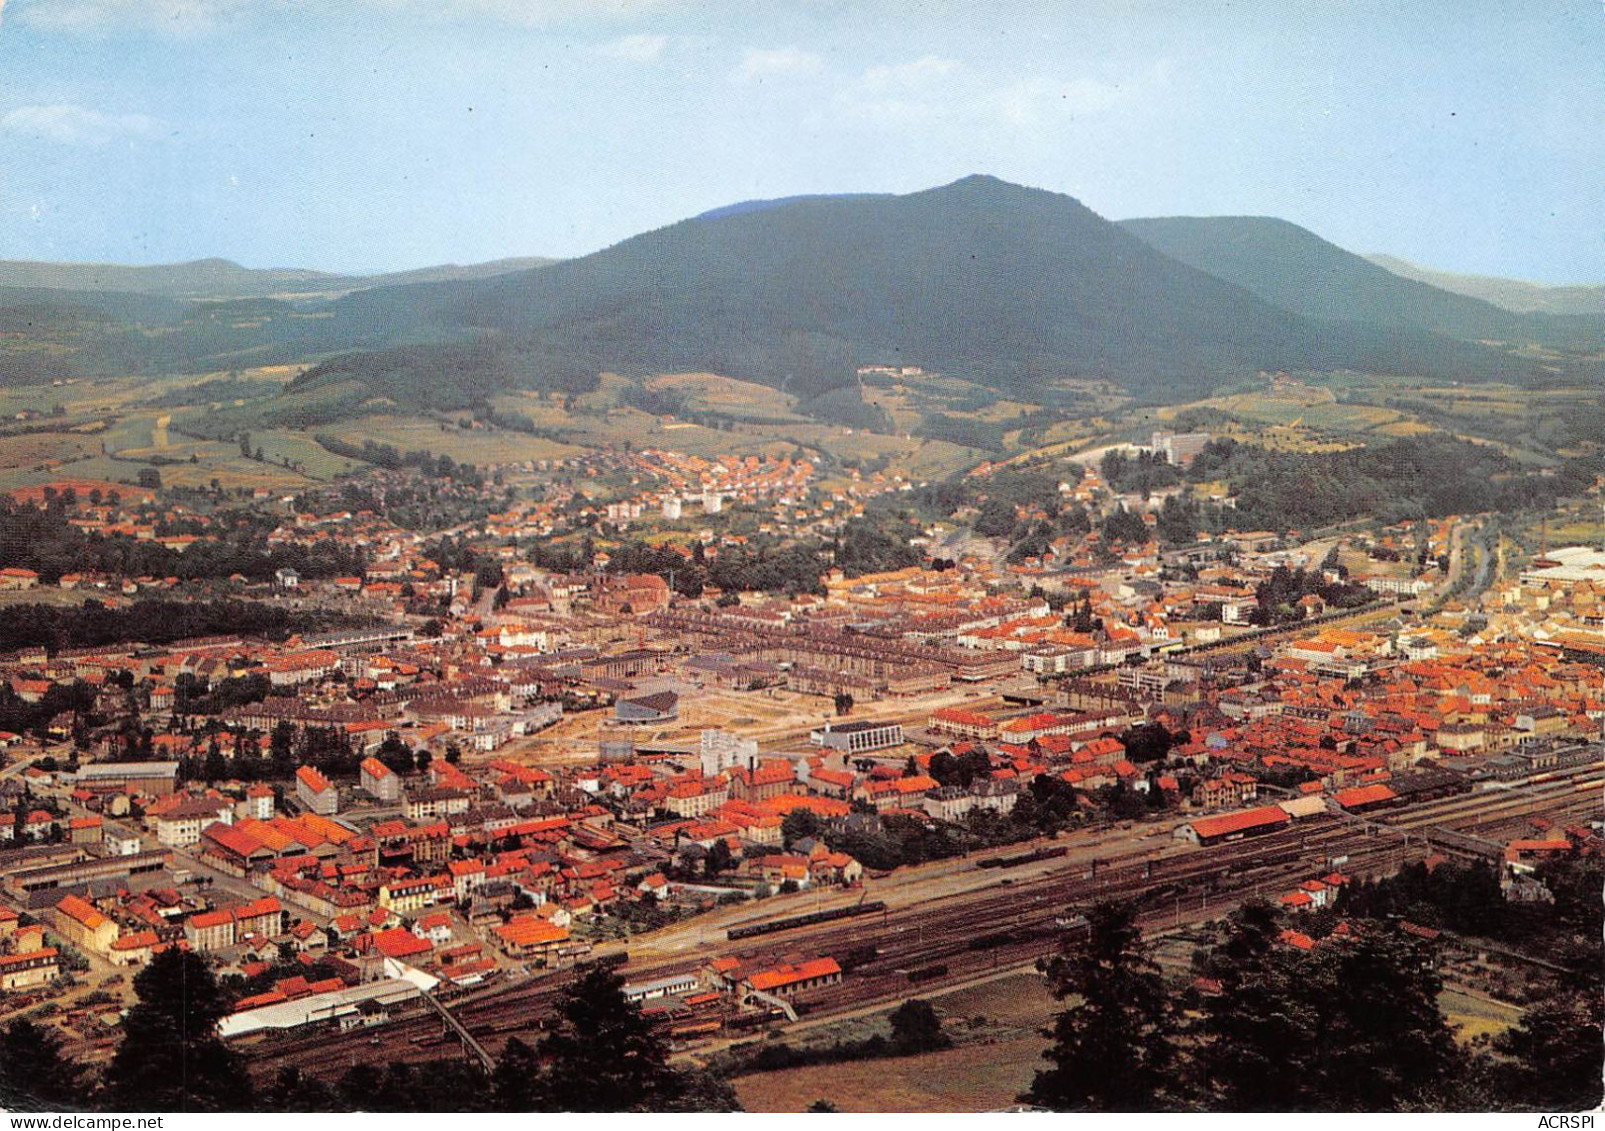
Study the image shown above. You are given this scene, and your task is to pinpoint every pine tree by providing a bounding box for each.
[532,966,685,1111]
[102,948,254,1111]
[335,1063,384,1111]
[888,999,949,1053]
[1312,927,1460,1110]
[1189,911,1465,1112]
[1497,988,1605,1112]
[266,1066,339,1112]
[0,1018,82,1110]
[1193,901,1320,1110]
[490,1037,542,1111]
[1026,901,1177,1111]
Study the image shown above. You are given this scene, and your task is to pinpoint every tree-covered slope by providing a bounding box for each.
[1120,215,1600,351]
[319,175,1533,407]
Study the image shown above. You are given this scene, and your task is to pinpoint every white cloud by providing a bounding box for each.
[368,0,676,29]
[861,54,960,92]
[824,56,1173,137]
[834,55,966,126]
[0,104,163,145]
[595,32,667,61]
[10,0,251,36]
[734,46,825,82]
[10,0,676,35]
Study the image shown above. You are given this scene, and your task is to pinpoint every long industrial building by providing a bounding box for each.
[3,849,174,898]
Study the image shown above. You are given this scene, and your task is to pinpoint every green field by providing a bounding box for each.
[8,356,1599,498]
[341,414,588,464]
[0,432,101,473]
[645,372,810,422]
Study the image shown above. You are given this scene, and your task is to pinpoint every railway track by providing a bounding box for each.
[1380,765,1604,833]
[242,818,1410,1080]
[239,762,1600,1078]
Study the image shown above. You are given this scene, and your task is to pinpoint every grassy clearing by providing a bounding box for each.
[733,1034,1044,1112]
[732,971,1057,1113]
[929,971,1058,1031]
[247,429,364,479]
[0,432,100,471]
[0,449,313,492]
[1438,986,1523,1044]
[1198,391,1409,436]
[645,372,807,422]
[343,414,588,463]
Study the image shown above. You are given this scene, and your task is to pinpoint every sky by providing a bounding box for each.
[0,0,1600,283]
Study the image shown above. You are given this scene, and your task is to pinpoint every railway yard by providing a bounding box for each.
[235,757,1600,1082]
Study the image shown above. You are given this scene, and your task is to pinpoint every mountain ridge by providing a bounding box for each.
[304,174,1533,412]
[1119,215,1538,343]
[1365,254,1605,317]
[0,255,556,301]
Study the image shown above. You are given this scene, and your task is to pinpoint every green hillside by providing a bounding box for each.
[1120,216,1602,351]
[316,175,1542,410]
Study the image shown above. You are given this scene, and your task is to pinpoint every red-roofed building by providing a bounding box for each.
[295,765,338,815]
[360,756,401,802]
[927,708,999,742]
[0,567,39,591]
[1178,805,1292,846]
[1332,783,1399,813]
[183,897,283,952]
[0,948,59,991]
[742,956,842,997]
[50,894,118,954]
[493,916,569,963]
[372,926,433,961]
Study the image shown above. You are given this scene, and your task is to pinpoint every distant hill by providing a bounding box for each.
[0,256,554,301]
[0,287,407,386]
[308,175,1532,413]
[1365,254,1605,317]
[1,178,1567,405]
[345,258,558,292]
[1118,216,1554,345]
[0,257,554,384]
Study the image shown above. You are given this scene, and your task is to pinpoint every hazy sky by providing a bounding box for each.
[1,0,1600,282]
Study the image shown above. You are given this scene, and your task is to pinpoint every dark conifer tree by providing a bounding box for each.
[0,1018,82,1110]
[1026,901,1177,1111]
[103,949,253,1111]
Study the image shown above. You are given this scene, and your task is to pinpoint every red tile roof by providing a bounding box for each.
[1187,805,1291,840]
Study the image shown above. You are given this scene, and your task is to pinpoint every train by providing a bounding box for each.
[726,899,888,941]
[578,951,629,971]
[976,845,1070,870]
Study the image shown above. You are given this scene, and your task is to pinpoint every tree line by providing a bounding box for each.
[0,598,358,654]
[1027,864,1602,1113]
[0,498,366,586]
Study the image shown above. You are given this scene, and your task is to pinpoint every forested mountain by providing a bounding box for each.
[1119,216,1600,349]
[305,175,1536,409]
[0,258,553,385]
[3,177,1575,411]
